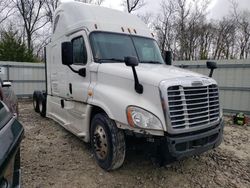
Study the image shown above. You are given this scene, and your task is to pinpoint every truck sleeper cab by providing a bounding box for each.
[33,2,224,171]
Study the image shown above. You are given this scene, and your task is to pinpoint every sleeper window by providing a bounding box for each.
[72,37,87,65]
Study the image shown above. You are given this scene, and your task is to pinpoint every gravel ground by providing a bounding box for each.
[19,100,250,188]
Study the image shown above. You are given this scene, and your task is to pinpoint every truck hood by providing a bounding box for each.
[98,63,208,86]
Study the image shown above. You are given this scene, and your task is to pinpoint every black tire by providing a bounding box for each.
[14,148,21,170]
[38,93,46,117]
[91,113,126,171]
[33,91,41,113]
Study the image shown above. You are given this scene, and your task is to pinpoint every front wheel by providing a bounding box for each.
[90,113,126,171]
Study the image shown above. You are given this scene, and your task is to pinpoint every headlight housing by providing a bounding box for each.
[126,106,163,130]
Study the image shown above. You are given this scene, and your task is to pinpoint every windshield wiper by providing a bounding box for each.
[97,58,124,63]
[140,60,162,64]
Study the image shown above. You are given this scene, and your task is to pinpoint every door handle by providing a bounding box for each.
[69,83,72,94]
[61,99,64,108]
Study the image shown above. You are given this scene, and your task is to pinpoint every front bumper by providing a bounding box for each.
[165,118,224,159]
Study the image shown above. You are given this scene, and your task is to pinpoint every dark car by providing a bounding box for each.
[0,81,18,117]
[0,81,24,187]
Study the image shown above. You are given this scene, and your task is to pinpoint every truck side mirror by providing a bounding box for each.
[124,56,139,67]
[124,56,143,94]
[206,61,217,78]
[61,42,73,65]
[61,42,86,77]
[163,51,172,65]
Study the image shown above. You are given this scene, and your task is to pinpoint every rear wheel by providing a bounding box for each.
[33,91,40,113]
[38,93,46,117]
[91,113,126,171]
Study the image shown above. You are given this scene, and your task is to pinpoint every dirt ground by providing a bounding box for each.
[19,100,250,188]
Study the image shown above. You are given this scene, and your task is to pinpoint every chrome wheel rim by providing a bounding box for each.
[93,125,108,160]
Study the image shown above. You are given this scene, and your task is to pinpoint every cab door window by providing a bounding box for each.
[72,37,87,65]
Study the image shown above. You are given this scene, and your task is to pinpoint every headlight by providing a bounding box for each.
[126,106,163,130]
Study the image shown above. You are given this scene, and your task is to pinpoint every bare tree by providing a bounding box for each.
[155,0,177,55]
[14,0,48,52]
[0,0,15,24]
[137,12,153,25]
[44,0,59,23]
[211,18,236,59]
[95,0,105,5]
[231,1,250,59]
[156,0,207,60]
[185,0,210,60]
[198,23,215,59]
[175,0,191,60]
[124,0,145,13]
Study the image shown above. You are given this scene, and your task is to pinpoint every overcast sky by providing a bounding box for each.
[62,0,250,19]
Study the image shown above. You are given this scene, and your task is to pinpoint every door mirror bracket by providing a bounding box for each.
[78,68,86,77]
[67,65,86,77]
[124,56,143,94]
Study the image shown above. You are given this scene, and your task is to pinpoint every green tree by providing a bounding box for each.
[0,28,37,62]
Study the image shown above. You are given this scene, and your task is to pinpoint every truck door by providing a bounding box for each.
[67,30,91,102]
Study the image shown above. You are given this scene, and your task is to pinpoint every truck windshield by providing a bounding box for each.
[90,32,164,64]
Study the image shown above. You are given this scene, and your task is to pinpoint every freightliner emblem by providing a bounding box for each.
[191,81,203,86]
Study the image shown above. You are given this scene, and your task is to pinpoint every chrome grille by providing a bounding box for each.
[167,84,220,129]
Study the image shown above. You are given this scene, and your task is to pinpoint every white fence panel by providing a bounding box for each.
[0,61,45,97]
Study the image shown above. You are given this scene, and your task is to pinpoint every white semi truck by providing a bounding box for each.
[33,2,224,171]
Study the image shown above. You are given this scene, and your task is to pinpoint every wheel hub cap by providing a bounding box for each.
[93,125,108,160]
